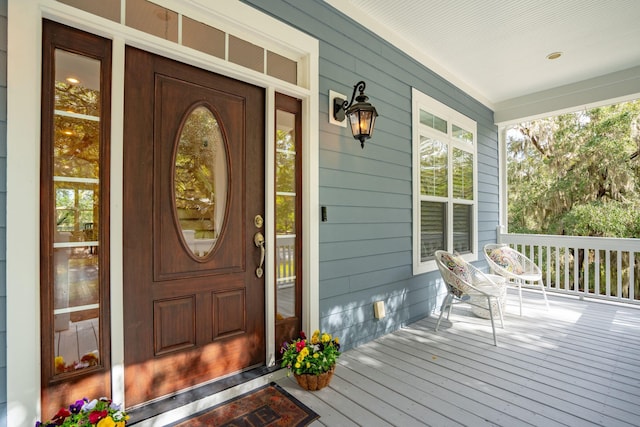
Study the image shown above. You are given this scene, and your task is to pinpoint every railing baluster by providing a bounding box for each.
[576,247,580,293]
[604,249,611,297]
[546,245,551,289]
[555,246,560,290]
[595,249,600,296]
[564,246,570,291]
[584,248,590,294]
[617,250,623,300]
[630,251,636,301]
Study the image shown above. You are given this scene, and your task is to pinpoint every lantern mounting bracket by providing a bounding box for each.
[333,81,366,122]
[331,80,378,149]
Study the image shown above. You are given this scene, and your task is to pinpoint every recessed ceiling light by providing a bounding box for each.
[546,52,562,60]
[66,77,80,84]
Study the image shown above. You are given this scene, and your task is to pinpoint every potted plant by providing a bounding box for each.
[35,397,129,427]
[280,330,341,391]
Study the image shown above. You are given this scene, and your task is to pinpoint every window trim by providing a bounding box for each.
[412,88,478,275]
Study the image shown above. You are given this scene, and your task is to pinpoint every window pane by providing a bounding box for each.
[267,51,297,85]
[276,109,297,319]
[55,50,101,115]
[275,194,295,234]
[55,184,98,242]
[276,151,295,193]
[453,204,472,254]
[54,247,100,373]
[229,35,264,73]
[57,0,120,22]
[126,0,178,42]
[420,136,448,197]
[53,48,102,374]
[175,106,227,258]
[452,148,473,200]
[182,16,225,59]
[420,109,447,133]
[453,124,473,144]
[420,201,446,261]
[275,233,295,318]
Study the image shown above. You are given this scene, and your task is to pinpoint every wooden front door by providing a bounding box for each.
[123,47,266,407]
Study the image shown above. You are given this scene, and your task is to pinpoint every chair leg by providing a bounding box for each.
[487,296,498,346]
[496,296,505,328]
[539,279,550,311]
[435,293,452,331]
[446,295,454,319]
[517,279,523,316]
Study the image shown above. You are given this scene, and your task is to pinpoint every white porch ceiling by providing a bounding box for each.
[325,0,640,121]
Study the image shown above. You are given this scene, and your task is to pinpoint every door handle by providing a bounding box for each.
[254,231,265,278]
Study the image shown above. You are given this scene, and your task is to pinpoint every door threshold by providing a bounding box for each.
[127,365,286,426]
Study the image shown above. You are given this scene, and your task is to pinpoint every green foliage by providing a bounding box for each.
[276,129,296,234]
[507,100,640,237]
[174,107,221,238]
[558,202,640,237]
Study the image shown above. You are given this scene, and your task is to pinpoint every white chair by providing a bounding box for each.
[483,244,550,316]
[434,250,505,346]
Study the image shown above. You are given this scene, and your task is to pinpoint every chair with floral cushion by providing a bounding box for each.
[483,243,550,316]
[434,250,505,346]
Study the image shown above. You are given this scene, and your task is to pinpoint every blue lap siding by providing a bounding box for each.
[243,0,499,350]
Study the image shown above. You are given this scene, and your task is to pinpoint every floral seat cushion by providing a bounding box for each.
[439,252,471,297]
[489,247,524,275]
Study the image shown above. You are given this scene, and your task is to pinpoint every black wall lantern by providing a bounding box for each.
[333,81,378,148]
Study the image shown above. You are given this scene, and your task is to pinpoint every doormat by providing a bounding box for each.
[168,382,319,426]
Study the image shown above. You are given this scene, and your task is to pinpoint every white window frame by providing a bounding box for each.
[412,88,478,275]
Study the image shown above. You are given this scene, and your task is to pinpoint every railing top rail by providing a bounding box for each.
[499,232,640,251]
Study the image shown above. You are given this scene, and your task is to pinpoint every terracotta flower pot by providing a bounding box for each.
[294,365,335,391]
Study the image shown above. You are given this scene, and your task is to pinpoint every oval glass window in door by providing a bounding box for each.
[174,105,228,258]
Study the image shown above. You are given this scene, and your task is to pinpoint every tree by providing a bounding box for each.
[275,128,296,234]
[507,100,640,237]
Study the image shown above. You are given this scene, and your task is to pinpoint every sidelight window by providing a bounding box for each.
[41,20,112,404]
[274,93,302,356]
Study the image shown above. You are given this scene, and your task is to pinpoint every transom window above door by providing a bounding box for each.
[57,0,300,85]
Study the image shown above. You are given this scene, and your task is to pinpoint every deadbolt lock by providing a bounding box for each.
[254,214,264,228]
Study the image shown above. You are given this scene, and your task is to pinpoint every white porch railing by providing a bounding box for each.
[276,234,296,288]
[497,230,640,305]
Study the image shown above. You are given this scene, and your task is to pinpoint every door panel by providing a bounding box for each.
[123,47,265,407]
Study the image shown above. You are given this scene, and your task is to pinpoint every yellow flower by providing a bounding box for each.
[313,353,320,359]
[311,330,320,344]
[97,416,116,427]
[299,347,309,358]
[306,362,310,368]
[295,362,301,369]
[54,356,65,372]
[321,333,331,343]
[334,337,340,344]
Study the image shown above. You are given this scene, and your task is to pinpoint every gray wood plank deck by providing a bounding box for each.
[276,290,640,427]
